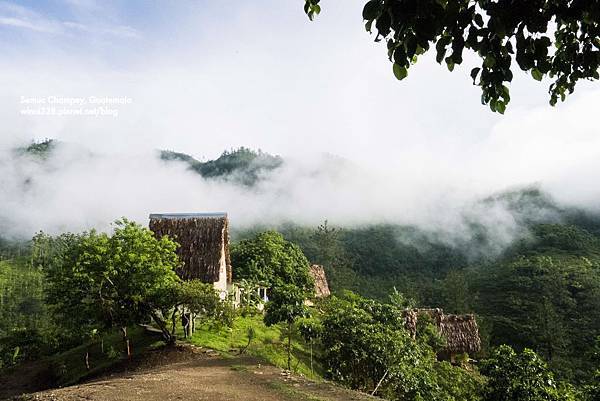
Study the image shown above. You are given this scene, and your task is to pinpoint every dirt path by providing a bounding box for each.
[10,347,376,401]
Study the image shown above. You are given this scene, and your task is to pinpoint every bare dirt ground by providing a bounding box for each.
[4,346,376,401]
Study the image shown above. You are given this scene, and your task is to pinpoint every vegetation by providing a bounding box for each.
[480,345,573,401]
[231,230,314,292]
[264,284,311,370]
[160,147,283,186]
[38,219,182,355]
[304,0,600,112]
[2,183,600,399]
[231,230,315,370]
[188,314,320,378]
[16,139,56,158]
[317,291,484,401]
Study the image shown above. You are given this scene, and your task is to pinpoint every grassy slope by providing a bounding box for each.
[0,326,164,399]
[188,315,323,379]
[47,326,164,386]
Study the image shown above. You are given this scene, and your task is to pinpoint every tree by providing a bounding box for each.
[311,220,346,269]
[304,0,600,113]
[264,284,310,371]
[178,280,224,337]
[318,291,483,401]
[297,316,323,376]
[480,345,568,401]
[41,219,182,358]
[231,231,314,292]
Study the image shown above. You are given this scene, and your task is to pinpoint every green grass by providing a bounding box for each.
[43,326,164,386]
[188,315,323,379]
[265,381,329,401]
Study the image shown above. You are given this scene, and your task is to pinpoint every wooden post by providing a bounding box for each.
[121,327,131,359]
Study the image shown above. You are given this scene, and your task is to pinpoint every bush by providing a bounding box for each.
[481,345,564,401]
[0,329,50,368]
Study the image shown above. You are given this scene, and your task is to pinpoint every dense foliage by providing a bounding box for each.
[231,230,314,292]
[232,230,315,369]
[317,291,484,401]
[480,345,572,401]
[37,220,183,352]
[244,194,600,386]
[304,0,600,112]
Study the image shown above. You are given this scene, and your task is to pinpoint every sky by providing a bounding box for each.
[0,0,599,240]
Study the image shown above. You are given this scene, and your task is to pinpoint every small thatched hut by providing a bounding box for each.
[309,264,330,297]
[404,308,481,361]
[149,213,232,296]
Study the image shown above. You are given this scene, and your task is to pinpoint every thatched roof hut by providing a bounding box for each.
[309,264,330,297]
[149,213,231,292]
[404,308,481,358]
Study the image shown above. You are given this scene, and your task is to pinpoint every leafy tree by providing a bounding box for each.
[41,219,182,357]
[319,291,483,401]
[176,280,226,337]
[481,345,570,401]
[474,250,600,380]
[583,371,600,401]
[264,284,310,370]
[297,316,323,376]
[311,220,346,269]
[231,231,313,292]
[304,0,600,112]
[440,270,472,314]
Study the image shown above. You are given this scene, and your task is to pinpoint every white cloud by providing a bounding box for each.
[0,1,140,39]
[0,0,598,245]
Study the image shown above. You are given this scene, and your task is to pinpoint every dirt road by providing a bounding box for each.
[10,347,375,401]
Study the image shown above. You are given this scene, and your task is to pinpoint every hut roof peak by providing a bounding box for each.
[149,212,227,219]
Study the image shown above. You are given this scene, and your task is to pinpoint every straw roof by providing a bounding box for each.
[149,213,231,283]
[404,308,481,355]
[309,264,330,297]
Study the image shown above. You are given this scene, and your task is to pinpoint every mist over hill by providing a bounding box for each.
[3,139,600,385]
[3,139,600,250]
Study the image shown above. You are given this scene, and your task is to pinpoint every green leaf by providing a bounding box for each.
[531,68,543,81]
[484,55,496,68]
[365,20,373,33]
[496,101,506,114]
[470,67,481,84]
[393,63,408,80]
[362,0,382,20]
[501,85,510,102]
[474,14,484,28]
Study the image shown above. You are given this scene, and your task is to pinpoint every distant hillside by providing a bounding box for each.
[160,147,283,186]
[14,139,57,159]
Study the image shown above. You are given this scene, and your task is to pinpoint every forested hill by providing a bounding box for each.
[159,147,283,186]
[13,139,284,187]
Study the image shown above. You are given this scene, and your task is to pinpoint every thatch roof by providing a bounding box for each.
[309,264,330,297]
[149,213,231,283]
[404,308,481,356]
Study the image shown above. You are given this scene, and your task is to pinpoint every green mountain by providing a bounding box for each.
[160,147,283,186]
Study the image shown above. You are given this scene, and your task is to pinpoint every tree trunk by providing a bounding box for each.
[170,307,178,336]
[121,327,131,359]
[287,321,292,371]
[310,340,313,376]
[150,311,175,345]
[85,349,90,370]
